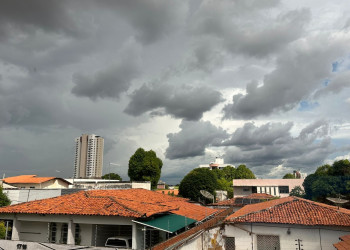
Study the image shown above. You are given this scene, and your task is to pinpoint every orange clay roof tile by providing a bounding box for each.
[2,175,69,184]
[334,234,350,250]
[225,196,350,227]
[0,189,217,220]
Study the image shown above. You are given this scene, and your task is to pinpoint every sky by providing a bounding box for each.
[1,0,350,184]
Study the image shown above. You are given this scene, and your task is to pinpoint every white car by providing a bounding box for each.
[105,236,132,249]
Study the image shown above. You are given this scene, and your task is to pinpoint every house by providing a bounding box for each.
[199,157,235,170]
[0,189,218,249]
[66,178,151,190]
[233,178,304,197]
[224,196,350,249]
[2,175,71,189]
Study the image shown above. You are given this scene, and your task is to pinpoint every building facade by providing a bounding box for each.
[199,157,235,170]
[74,134,104,178]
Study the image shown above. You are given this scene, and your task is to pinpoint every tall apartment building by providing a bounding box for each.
[74,134,104,178]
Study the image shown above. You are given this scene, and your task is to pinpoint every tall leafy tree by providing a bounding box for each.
[234,165,255,179]
[128,148,163,189]
[283,173,295,179]
[179,168,217,202]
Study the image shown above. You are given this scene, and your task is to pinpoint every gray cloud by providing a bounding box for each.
[314,71,350,98]
[165,120,228,159]
[223,35,350,119]
[125,83,223,120]
[99,0,188,45]
[223,120,333,173]
[0,0,80,40]
[71,40,141,100]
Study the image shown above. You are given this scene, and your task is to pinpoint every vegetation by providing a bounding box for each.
[0,187,10,207]
[0,221,5,239]
[303,159,350,208]
[128,148,163,189]
[289,186,305,197]
[179,168,218,202]
[283,173,295,179]
[179,164,256,202]
[102,173,122,180]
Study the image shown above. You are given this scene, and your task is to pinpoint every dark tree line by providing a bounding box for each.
[303,159,350,208]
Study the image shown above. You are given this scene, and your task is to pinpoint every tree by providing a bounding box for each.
[128,148,163,189]
[102,173,122,180]
[234,165,255,179]
[0,221,5,239]
[179,168,217,202]
[314,164,332,176]
[0,187,10,207]
[289,186,305,198]
[283,173,295,179]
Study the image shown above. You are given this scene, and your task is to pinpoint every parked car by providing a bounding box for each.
[105,236,132,249]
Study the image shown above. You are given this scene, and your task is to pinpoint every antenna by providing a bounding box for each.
[200,190,214,204]
[326,196,349,209]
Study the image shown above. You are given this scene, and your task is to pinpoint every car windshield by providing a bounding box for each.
[106,239,127,247]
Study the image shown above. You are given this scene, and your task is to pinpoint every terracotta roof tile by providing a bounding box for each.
[2,175,69,184]
[334,234,350,250]
[0,189,217,220]
[225,196,350,227]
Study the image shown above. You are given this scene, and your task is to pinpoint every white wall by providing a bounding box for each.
[234,186,252,197]
[224,223,350,250]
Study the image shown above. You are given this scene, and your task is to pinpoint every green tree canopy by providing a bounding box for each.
[303,160,350,207]
[102,173,122,180]
[179,168,217,202]
[0,187,10,207]
[234,165,256,179]
[289,186,305,197]
[283,173,295,179]
[0,221,5,239]
[128,148,163,189]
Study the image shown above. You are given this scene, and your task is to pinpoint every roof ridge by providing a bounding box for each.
[84,192,146,217]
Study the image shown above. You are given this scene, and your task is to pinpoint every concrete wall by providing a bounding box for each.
[3,189,81,205]
[224,223,350,250]
[178,226,224,250]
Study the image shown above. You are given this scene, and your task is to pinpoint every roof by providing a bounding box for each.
[133,214,197,233]
[225,196,350,227]
[2,175,71,185]
[211,193,274,206]
[0,189,217,220]
[334,235,350,250]
[155,189,179,196]
[233,178,304,187]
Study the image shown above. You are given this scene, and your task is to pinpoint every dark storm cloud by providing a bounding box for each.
[223,120,333,172]
[0,0,79,40]
[99,0,188,45]
[191,1,309,58]
[72,58,140,100]
[165,120,228,159]
[124,83,223,120]
[221,122,293,147]
[223,36,350,119]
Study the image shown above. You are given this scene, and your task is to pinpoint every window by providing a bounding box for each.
[49,223,57,243]
[252,186,257,193]
[225,237,235,250]
[60,223,68,244]
[243,187,250,192]
[75,224,81,245]
[279,186,289,194]
[257,235,280,250]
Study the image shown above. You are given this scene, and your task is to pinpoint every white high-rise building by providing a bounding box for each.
[74,134,104,178]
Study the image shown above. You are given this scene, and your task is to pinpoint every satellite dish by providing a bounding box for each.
[200,190,214,203]
[326,197,349,205]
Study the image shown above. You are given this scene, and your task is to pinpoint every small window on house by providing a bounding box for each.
[243,187,250,192]
[30,186,35,189]
[60,223,68,244]
[279,186,289,194]
[75,224,81,245]
[49,223,57,243]
[257,235,280,250]
[225,237,235,250]
[252,186,257,193]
